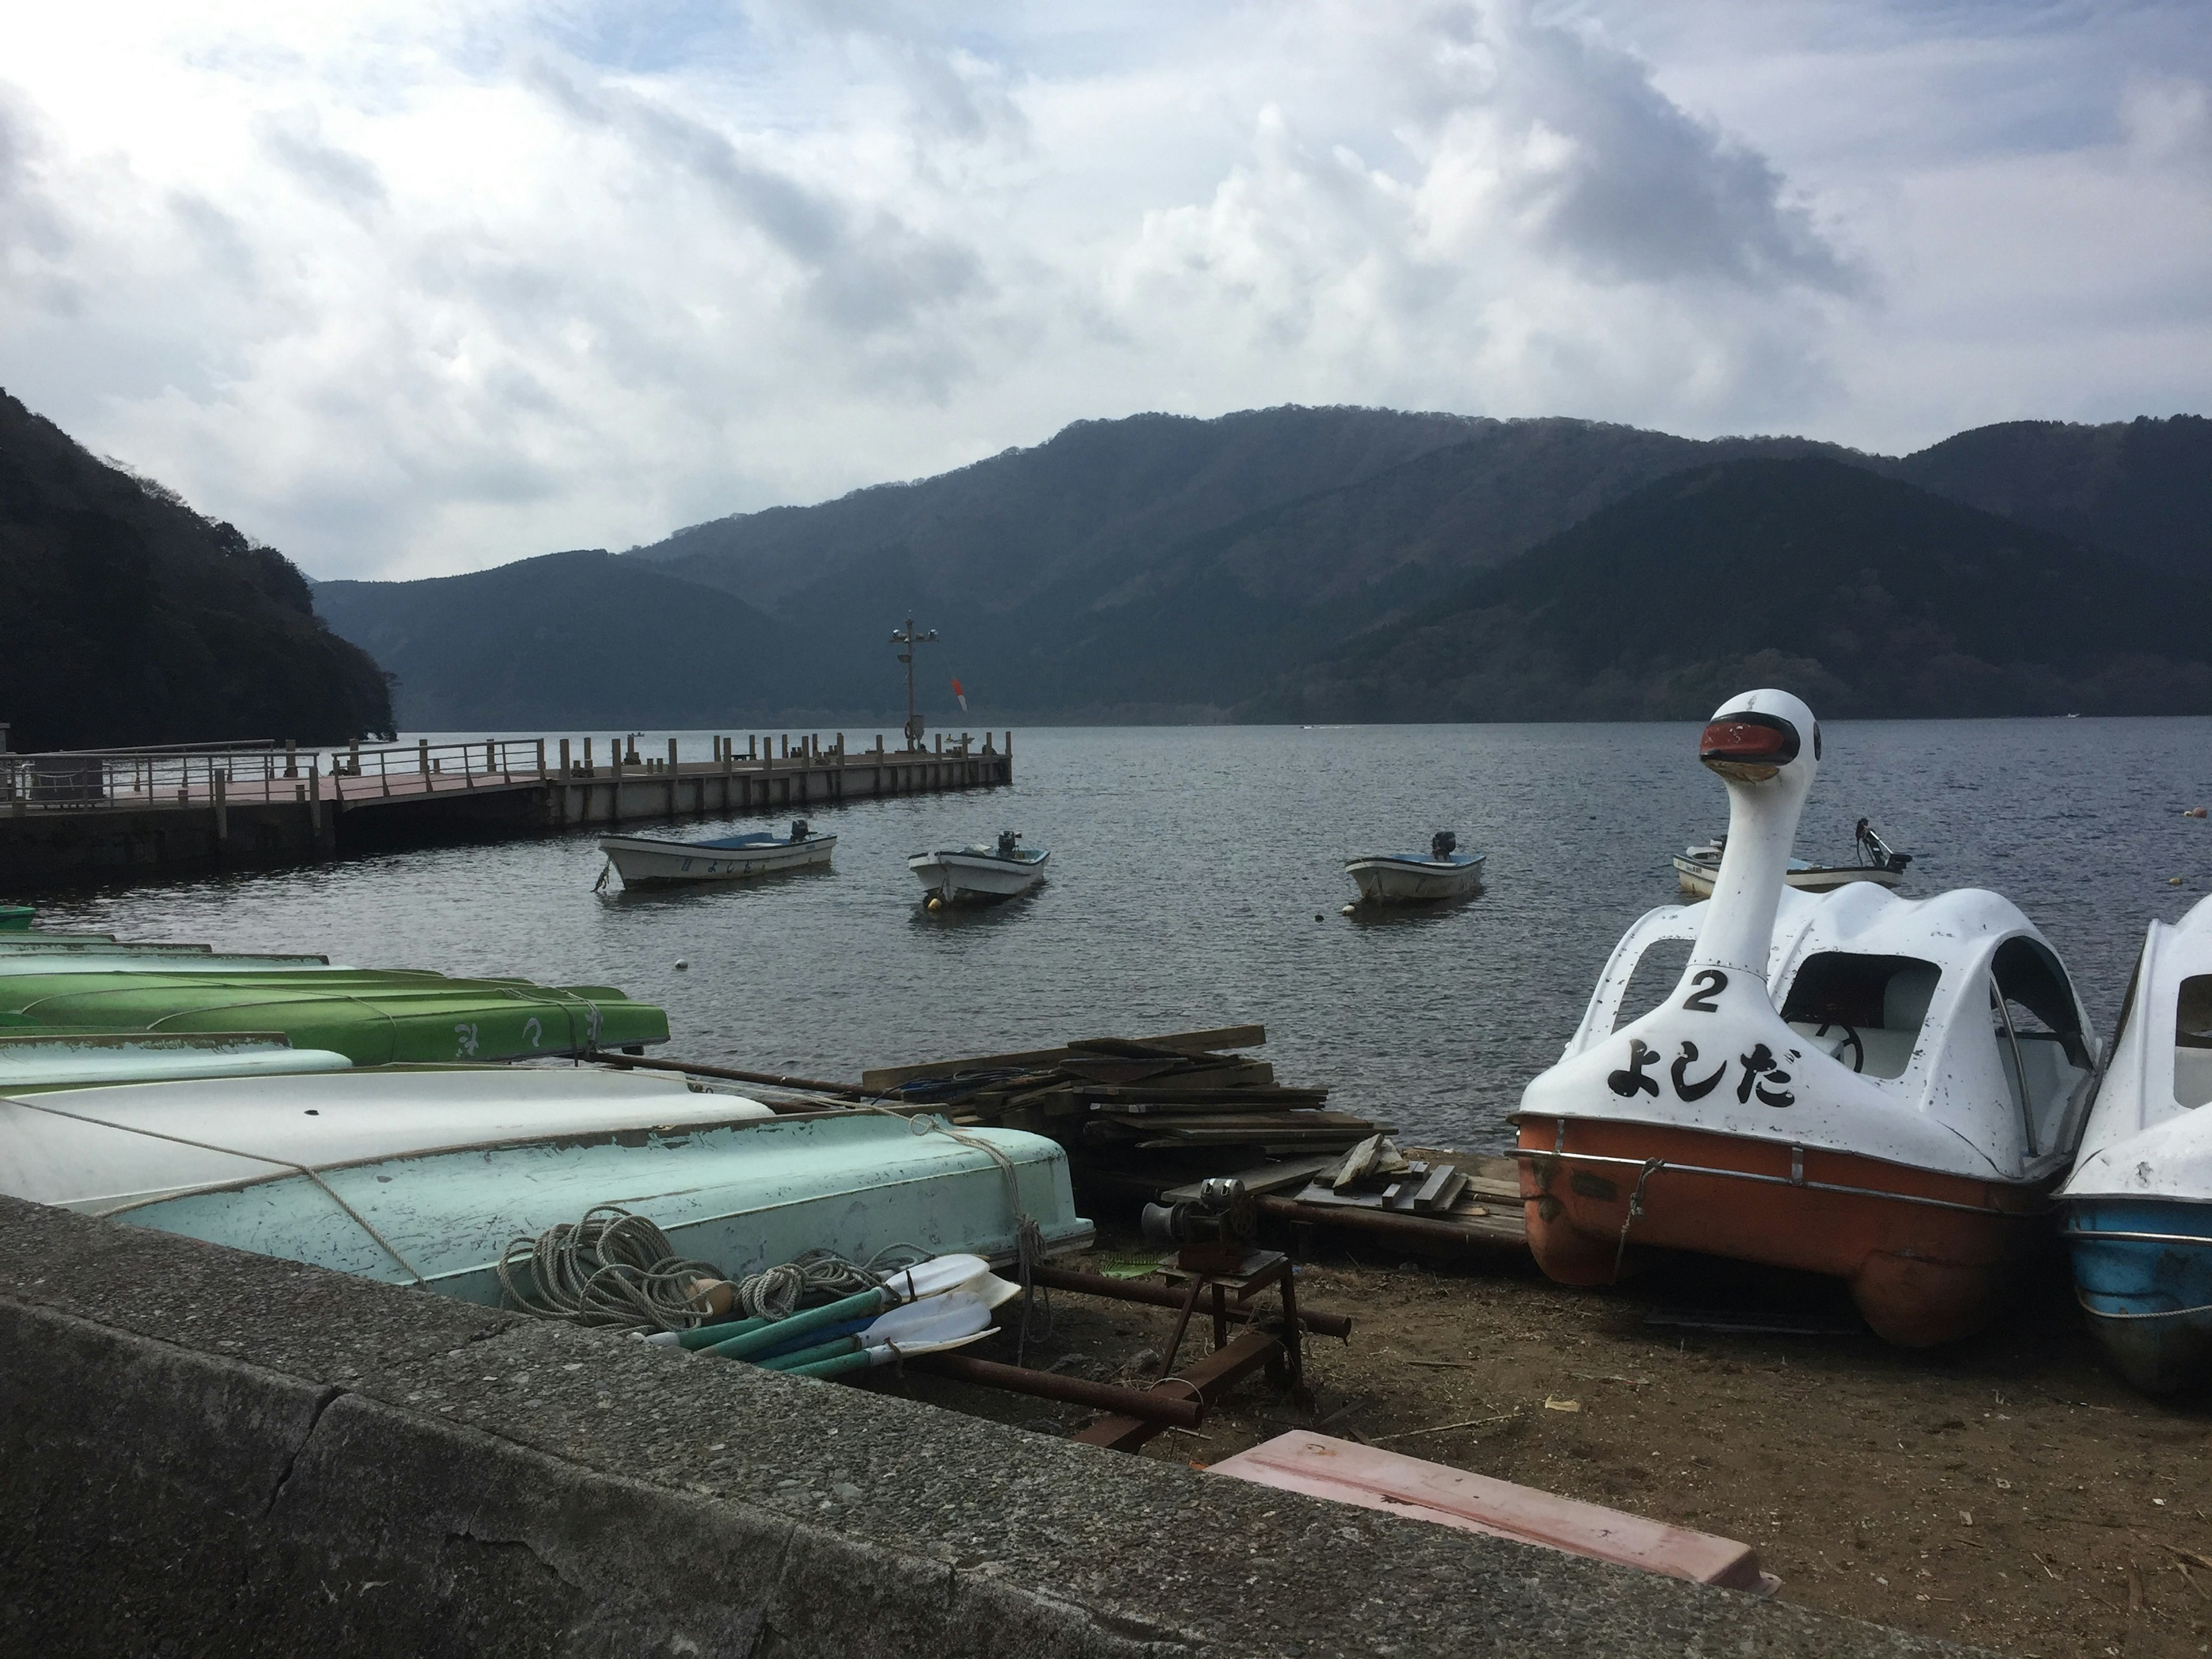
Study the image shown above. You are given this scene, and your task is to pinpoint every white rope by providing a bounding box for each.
[494,1203,725,1331]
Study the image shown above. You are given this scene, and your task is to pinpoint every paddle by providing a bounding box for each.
[646,1253,1002,1351]
[702,1255,1002,1362]
[783,1327,997,1380]
[755,1291,999,1373]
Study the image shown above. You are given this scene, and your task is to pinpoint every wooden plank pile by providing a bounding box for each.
[861,1025,1389,1169]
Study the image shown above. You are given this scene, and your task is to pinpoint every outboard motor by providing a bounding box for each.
[1431,831,1457,861]
[997,829,1020,858]
[789,819,809,842]
[1854,817,1912,873]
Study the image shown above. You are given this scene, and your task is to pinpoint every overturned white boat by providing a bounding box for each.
[2061,893,2212,1392]
[1672,819,1911,898]
[910,830,1048,907]
[1346,832,1485,904]
[1520,689,2097,1346]
[599,819,834,889]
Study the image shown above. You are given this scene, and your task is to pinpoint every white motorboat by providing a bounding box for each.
[1672,818,1911,897]
[598,819,834,889]
[1520,689,2097,1346]
[910,830,1048,907]
[1346,832,1486,903]
[2061,893,2212,1391]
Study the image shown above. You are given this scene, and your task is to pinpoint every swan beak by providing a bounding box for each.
[1699,713,1801,783]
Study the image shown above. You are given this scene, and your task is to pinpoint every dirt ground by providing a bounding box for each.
[885,1218,2212,1658]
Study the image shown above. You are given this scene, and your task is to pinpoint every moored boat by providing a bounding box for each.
[1518,690,2097,1346]
[1346,832,1486,903]
[1672,819,1912,898]
[910,830,1048,906]
[0,1066,1092,1298]
[599,819,835,889]
[2061,893,2212,1391]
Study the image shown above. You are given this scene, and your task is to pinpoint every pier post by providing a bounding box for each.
[417,740,431,790]
[380,750,390,797]
[536,738,547,781]
[211,768,228,853]
[583,737,593,774]
[284,738,298,779]
[308,763,325,855]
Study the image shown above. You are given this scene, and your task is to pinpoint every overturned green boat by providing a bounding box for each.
[0,967,666,1063]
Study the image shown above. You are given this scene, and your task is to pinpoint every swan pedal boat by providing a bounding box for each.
[1347,832,1484,903]
[1518,690,2097,1346]
[910,832,1048,905]
[600,820,834,889]
[2062,893,2212,1391]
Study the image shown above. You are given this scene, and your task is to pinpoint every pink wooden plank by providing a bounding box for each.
[1206,1431,1777,1595]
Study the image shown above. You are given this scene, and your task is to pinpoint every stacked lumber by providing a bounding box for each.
[860,1024,1390,1162]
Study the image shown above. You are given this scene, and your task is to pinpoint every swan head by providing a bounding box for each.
[1699,688,1819,787]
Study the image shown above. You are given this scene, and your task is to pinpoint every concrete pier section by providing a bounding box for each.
[0,1194,1959,1658]
[0,730,1013,882]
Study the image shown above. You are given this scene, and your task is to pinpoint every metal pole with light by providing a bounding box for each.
[891,617,938,752]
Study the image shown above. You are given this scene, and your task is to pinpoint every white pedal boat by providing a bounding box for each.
[599,819,834,889]
[910,831,1048,906]
[2061,892,2212,1391]
[1520,689,2096,1347]
[1347,832,1484,903]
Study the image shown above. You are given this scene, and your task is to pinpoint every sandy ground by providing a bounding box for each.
[885,1225,2212,1658]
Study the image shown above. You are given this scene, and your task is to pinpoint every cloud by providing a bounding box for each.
[0,0,2202,580]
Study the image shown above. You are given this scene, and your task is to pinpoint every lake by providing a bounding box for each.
[27,719,2212,1148]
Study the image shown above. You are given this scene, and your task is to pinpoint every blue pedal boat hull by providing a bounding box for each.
[2068,1197,2212,1393]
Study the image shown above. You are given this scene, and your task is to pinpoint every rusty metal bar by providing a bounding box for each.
[596,1052,874,1101]
[1027,1263,1352,1339]
[1258,1195,1522,1250]
[1071,1328,1282,1452]
[905,1353,1203,1427]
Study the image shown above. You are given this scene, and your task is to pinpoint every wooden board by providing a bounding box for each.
[861,1024,1266,1090]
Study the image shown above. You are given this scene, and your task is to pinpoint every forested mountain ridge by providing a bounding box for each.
[0,389,393,752]
[304,404,2212,728]
[1250,456,2212,724]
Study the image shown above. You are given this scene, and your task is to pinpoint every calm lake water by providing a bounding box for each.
[28,720,2212,1148]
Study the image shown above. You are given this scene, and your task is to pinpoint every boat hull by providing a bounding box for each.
[2068,1197,2212,1392]
[910,851,1047,904]
[600,833,834,888]
[1517,1115,2053,1346]
[1672,857,1903,899]
[1346,856,1485,903]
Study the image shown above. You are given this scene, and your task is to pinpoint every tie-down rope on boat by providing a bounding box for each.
[856,1103,1053,1363]
[4,1095,430,1287]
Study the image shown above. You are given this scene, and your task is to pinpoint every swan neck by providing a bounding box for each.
[1691,774,1807,976]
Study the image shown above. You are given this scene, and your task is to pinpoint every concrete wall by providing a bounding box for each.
[0,1195,1963,1658]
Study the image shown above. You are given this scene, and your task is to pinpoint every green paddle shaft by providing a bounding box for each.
[756,1335,863,1372]
[708,1285,889,1361]
[785,1349,874,1380]
[677,1315,771,1351]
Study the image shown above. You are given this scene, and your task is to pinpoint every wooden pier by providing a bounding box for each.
[0,730,1013,884]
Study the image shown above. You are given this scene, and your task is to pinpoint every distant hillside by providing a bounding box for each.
[1892,415,2212,575]
[1255,457,2212,722]
[0,390,392,752]
[310,404,2212,728]
[313,550,814,730]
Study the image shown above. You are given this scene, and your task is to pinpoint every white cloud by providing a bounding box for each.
[0,0,2203,579]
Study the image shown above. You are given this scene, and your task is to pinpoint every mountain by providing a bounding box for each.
[1892,415,2212,575]
[0,389,393,753]
[308,404,2212,729]
[1255,456,2212,723]
[312,550,808,732]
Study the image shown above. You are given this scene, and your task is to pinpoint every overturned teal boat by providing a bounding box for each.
[0,1029,351,1090]
[0,1066,1090,1297]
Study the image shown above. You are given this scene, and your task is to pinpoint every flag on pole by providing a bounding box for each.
[952,677,968,712]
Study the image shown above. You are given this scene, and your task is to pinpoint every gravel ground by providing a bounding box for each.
[884,1223,2212,1658]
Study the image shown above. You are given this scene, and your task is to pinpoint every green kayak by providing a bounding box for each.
[0,968,667,1064]
[0,907,32,933]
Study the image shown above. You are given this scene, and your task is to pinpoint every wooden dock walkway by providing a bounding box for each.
[0,730,1013,883]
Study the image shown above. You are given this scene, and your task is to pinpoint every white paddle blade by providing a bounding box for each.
[943,1270,1022,1310]
[863,1327,996,1365]
[880,1254,990,1305]
[863,1293,997,1347]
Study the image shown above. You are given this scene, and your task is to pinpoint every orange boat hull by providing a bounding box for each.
[1516,1116,2054,1346]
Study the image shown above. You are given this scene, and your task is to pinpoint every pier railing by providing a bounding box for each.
[2,728,1012,813]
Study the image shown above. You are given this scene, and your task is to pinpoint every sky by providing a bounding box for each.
[1,1,2207,581]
